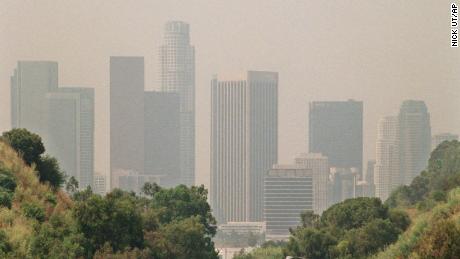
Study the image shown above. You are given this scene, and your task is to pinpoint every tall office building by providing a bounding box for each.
[374,116,400,201]
[294,153,329,214]
[432,133,458,150]
[264,165,313,240]
[11,61,58,139]
[365,160,376,197]
[144,91,181,187]
[160,21,195,186]
[329,167,359,204]
[210,71,278,223]
[110,57,145,188]
[399,100,431,185]
[46,87,94,189]
[309,100,363,173]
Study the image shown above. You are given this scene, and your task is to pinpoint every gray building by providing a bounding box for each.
[144,91,181,187]
[11,61,58,140]
[160,21,195,186]
[365,160,376,197]
[210,71,278,223]
[399,100,431,185]
[309,100,363,173]
[294,153,329,214]
[264,165,313,240]
[432,133,458,150]
[329,167,359,205]
[110,56,145,188]
[46,87,94,189]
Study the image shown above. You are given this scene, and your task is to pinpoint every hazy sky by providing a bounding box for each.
[1,0,459,187]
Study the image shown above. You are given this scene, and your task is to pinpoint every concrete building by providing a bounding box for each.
[11,61,58,140]
[432,133,458,150]
[374,116,400,201]
[210,71,278,223]
[160,21,196,186]
[294,153,329,214]
[309,100,363,173]
[144,91,181,187]
[365,160,376,197]
[264,165,313,240]
[399,100,431,185]
[93,174,107,195]
[110,56,145,188]
[46,87,94,189]
[218,222,266,235]
[329,167,359,205]
[114,169,161,194]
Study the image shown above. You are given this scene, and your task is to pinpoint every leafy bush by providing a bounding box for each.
[21,203,46,222]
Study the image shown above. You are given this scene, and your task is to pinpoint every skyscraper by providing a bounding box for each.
[399,100,431,185]
[160,21,195,186]
[365,160,376,197]
[309,100,363,173]
[374,116,400,201]
[432,133,458,150]
[144,91,181,187]
[110,56,145,188]
[46,87,94,189]
[294,153,329,214]
[210,71,278,223]
[11,61,58,140]
[264,165,313,240]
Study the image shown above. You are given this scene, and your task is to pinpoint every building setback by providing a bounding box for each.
[160,21,196,186]
[46,87,94,189]
[309,100,363,173]
[144,91,181,187]
[399,100,431,185]
[110,56,145,188]
[264,165,313,240]
[374,116,400,201]
[210,71,278,223]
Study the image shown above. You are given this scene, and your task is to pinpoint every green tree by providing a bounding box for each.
[1,128,44,165]
[148,184,217,236]
[415,219,460,258]
[284,228,337,259]
[300,210,320,228]
[1,129,64,189]
[72,190,144,256]
[146,216,218,259]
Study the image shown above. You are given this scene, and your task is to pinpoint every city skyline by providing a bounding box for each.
[1,1,459,189]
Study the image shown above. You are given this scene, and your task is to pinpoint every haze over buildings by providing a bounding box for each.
[1,1,459,188]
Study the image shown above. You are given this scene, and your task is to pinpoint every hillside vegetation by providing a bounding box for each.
[0,129,219,259]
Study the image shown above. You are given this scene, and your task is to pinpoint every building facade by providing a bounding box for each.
[144,91,181,187]
[160,21,196,186]
[210,71,278,223]
[11,61,58,141]
[399,100,431,185]
[294,153,329,214]
[264,165,313,240]
[46,87,94,189]
[110,56,145,188]
[374,116,400,201]
[309,100,363,173]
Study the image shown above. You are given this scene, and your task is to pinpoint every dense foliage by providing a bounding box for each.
[283,197,409,259]
[1,129,64,189]
[0,130,218,259]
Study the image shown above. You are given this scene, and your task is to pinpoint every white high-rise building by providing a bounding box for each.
[294,153,329,214]
[160,21,195,186]
[399,100,431,185]
[374,116,400,201]
[210,71,278,223]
